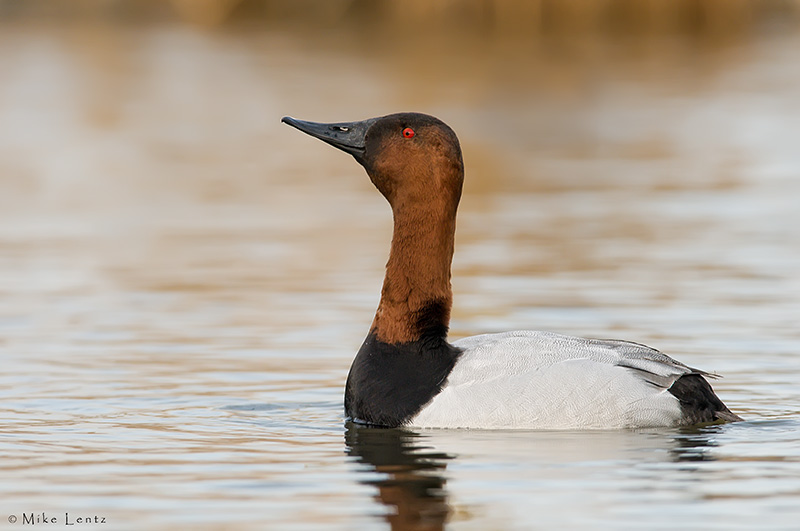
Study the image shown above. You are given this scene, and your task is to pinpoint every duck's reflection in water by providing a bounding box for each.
[345,421,734,530]
[345,422,453,531]
[670,425,723,462]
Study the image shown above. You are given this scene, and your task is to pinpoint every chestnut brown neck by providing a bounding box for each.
[370,194,458,344]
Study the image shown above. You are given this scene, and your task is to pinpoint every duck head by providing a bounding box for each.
[282,112,464,211]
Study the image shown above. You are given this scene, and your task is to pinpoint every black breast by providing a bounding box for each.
[344,332,461,427]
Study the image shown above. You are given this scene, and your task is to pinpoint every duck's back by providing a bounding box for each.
[409,331,735,429]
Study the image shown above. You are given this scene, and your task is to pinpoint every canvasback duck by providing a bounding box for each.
[282,112,742,429]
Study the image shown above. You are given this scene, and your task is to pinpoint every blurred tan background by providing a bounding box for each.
[3,0,798,202]
[1,0,798,335]
[4,0,800,31]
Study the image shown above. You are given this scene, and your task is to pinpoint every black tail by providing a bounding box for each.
[668,374,743,425]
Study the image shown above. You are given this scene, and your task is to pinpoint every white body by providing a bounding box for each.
[410,331,695,430]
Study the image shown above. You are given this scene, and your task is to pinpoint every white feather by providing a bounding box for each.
[409,331,692,429]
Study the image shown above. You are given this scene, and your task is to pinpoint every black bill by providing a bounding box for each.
[281,116,378,162]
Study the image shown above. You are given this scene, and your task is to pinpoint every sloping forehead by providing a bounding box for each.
[368,113,458,144]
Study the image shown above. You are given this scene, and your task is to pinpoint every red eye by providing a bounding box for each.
[402,127,415,138]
